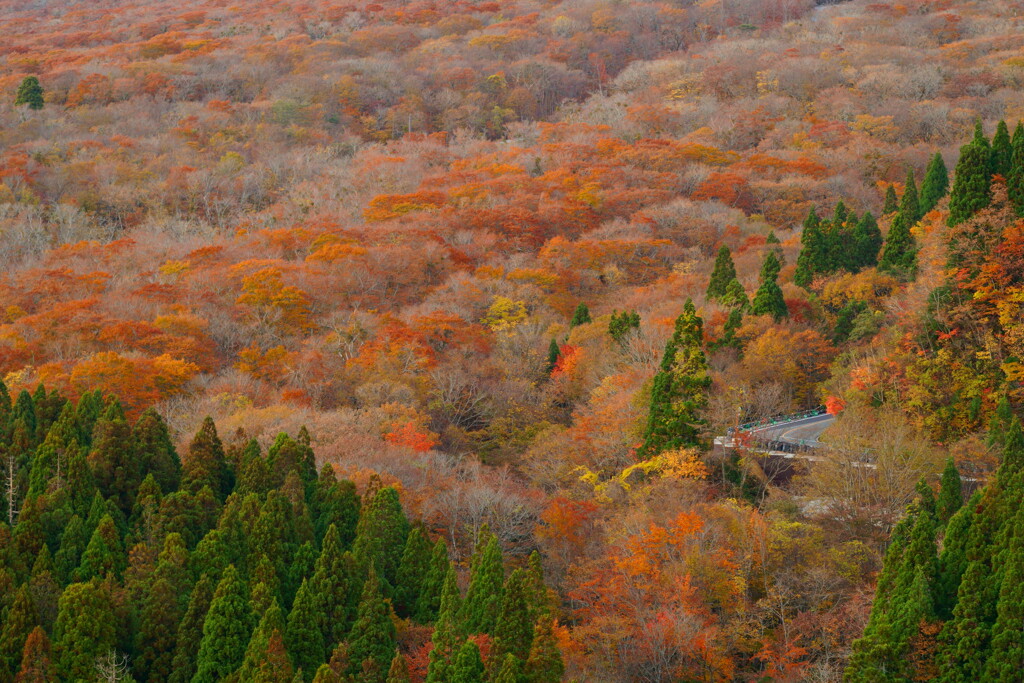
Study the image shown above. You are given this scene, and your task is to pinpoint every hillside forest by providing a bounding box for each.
[1,0,1024,680]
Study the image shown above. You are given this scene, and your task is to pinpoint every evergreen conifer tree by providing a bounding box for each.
[878,211,916,277]
[54,580,116,681]
[883,185,899,214]
[720,279,748,311]
[168,574,215,683]
[182,417,233,499]
[851,212,882,270]
[706,246,737,300]
[14,77,43,110]
[639,299,710,457]
[194,565,255,683]
[425,568,462,683]
[525,616,564,683]
[900,168,921,224]
[750,251,788,320]
[569,303,591,328]
[394,526,432,618]
[287,577,326,680]
[353,486,410,589]
[461,530,504,635]
[14,626,54,683]
[386,651,410,683]
[1008,122,1024,216]
[415,539,450,624]
[920,152,950,215]
[948,134,994,226]
[937,459,964,525]
[239,600,294,682]
[347,568,397,682]
[451,640,486,683]
[544,338,561,375]
[991,120,1012,178]
[794,207,824,288]
[133,407,181,494]
[491,569,535,669]
[0,586,37,678]
[493,654,524,683]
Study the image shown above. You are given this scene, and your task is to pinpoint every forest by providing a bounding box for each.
[1,0,1023,680]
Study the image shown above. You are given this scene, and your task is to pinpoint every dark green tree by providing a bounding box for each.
[948,134,994,226]
[1008,122,1024,216]
[544,338,561,375]
[451,640,485,683]
[311,466,359,548]
[0,586,37,678]
[493,654,523,683]
[991,119,1012,178]
[239,600,294,682]
[194,565,255,683]
[491,569,535,669]
[937,459,964,525]
[169,574,215,683]
[878,211,916,277]
[639,299,710,457]
[461,531,504,635]
[182,417,233,500]
[720,279,748,311]
[54,580,116,681]
[394,526,432,618]
[569,303,591,328]
[750,251,788,320]
[608,310,641,344]
[883,185,899,214]
[76,512,125,582]
[352,486,409,588]
[425,568,462,683]
[346,568,397,682]
[794,207,825,288]
[415,538,450,624]
[14,77,43,110]
[851,212,882,270]
[287,577,325,682]
[706,246,737,300]
[920,152,950,215]
[899,168,921,224]
[133,408,181,494]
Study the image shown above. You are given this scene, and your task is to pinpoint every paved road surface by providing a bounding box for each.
[746,413,835,448]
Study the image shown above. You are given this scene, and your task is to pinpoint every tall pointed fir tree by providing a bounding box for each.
[990,119,1012,178]
[194,565,255,683]
[386,652,410,683]
[544,338,561,375]
[948,127,994,226]
[425,568,462,683]
[182,417,233,499]
[569,303,591,328]
[525,616,564,683]
[451,640,486,683]
[415,538,450,624]
[15,626,55,683]
[937,459,963,525]
[238,600,294,682]
[54,579,117,681]
[851,212,882,270]
[920,152,950,215]
[878,209,916,277]
[883,185,899,214]
[750,251,788,320]
[794,206,825,288]
[353,486,410,589]
[638,299,710,457]
[706,245,737,300]
[1008,121,1024,216]
[461,530,504,635]
[346,568,397,682]
[169,574,215,683]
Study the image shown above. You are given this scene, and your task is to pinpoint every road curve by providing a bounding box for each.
[747,413,835,448]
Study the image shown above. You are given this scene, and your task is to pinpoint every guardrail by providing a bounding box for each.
[727,406,827,436]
